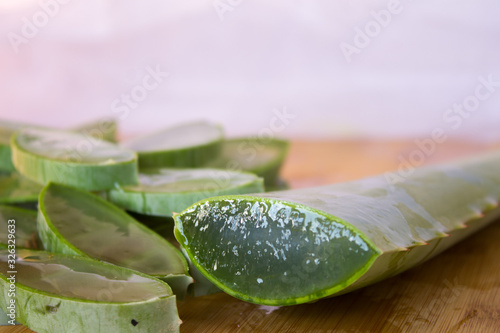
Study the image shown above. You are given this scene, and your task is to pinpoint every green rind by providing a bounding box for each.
[174,150,500,305]
[205,138,289,187]
[11,129,138,191]
[107,168,265,217]
[0,249,179,332]
[37,183,193,297]
[122,122,224,168]
[0,205,40,249]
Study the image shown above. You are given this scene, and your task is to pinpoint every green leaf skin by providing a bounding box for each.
[107,168,264,217]
[122,121,223,168]
[0,249,180,332]
[205,138,289,187]
[38,183,193,297]
[0,173,43,204]
[174,151,500,306]
[0,205,40,249]
[11,128,138,191]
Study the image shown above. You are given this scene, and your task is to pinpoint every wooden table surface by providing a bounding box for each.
[2,140,500,333]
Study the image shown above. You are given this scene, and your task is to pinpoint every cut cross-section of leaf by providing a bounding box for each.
[122,121,223,168]
[38,183,193,297]
[11,128,138,191]
[107,168,264,217]
[0,249,180,332]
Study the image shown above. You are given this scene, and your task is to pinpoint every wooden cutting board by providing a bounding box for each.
[2,140,500,333]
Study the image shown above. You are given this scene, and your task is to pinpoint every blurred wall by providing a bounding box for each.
[0,0,499,141]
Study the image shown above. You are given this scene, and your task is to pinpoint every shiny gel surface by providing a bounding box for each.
[0,249,171,302]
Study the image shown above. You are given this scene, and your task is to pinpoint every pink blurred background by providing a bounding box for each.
[0,0,499,141]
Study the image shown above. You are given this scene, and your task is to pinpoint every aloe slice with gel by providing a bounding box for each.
[0,249,180,332]
[206,138,289,187]
[122,121,223,168]
[175,151,500,305]
[11,128,138,191]
[107,168,264,217]
[38,183,193,297]
[0,119,118,172]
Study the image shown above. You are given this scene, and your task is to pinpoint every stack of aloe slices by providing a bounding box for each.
[0,118,290,331]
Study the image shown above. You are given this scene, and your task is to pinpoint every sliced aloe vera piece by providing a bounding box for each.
[205,138,289,187]
[11,128,138,191]
[0,119,119,172]
[0,172,42,204]
[38,183,193,297]
[0,248,179,332]
[122,121,223,168]
[72,118,118,142]
[107,168,264,217]
[175,151,500,305]
[0,205,40,249]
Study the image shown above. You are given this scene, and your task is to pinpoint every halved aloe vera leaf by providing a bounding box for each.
[72,117,118,143]
[0,172,42,204]
[38,183,193,297]
[0,249,180,332]
[0,205,40,249]
[205,138,289,187]
[11,128,138,191]
[107,168,264,217]
[122,121,223,168]
[174,151,500,305]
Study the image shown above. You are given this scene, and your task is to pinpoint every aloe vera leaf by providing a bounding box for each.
[122,121,223,168]
[11,128,138,191]
[174,151,500,306]
[107,168,264,217]
[205,138,289,187]
[38,183,193,297]
[0,205,41,249]
[0,248,180,332]
[72,118,118,143]
[0,173,43,204]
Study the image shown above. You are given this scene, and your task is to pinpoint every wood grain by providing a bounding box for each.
[2,140,500,333]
